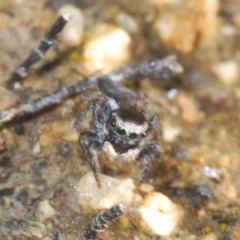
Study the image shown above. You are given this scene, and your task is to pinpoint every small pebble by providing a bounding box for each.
[152,0,219,53]
[211,60,239,86]
[28,226,43,238]
[199,232,218,240]
[225,182,238,199]
[137,192,183,236]
[202,166,221,181]
[39,132,54,147]
[36,199,56,222]
[116,12,139,33]
[193,185,212,199]
[70,172,135,212]
[58,5,85,48]
[83,23,131,72]
[161,121,181,142]
[220,24,237,37]
[166,88,178,100]
[175,92,201,123]
[32,142,41,155]
[138,183,154,194]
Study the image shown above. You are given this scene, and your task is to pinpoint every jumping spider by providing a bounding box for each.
[0,14,183,186]
[78,76,162,186]
[0,13,184,239]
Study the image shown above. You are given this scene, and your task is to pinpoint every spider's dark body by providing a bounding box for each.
[78,77,162,186]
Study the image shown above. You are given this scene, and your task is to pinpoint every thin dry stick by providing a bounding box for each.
[7,13,70,89]
[0,56,183,126]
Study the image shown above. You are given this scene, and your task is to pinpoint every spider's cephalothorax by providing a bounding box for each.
[78,77,162,186]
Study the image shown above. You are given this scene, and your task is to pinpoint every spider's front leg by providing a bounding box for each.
[137,144,162,184]
[78,96,111,187]
[80,132,102,187]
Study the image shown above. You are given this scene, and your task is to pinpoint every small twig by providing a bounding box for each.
[6,13,70,89]
[0,56,183,126]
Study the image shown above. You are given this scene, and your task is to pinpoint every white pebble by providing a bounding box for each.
[36,200,56,222]
[154,13,176,45]
[202,166,221,181]
[58,5,85,48]
[211,60,239,86]
[220,24,237,37]
[32,142,41,154]
[152,0,219,53]
[69,172,135,212]
[162,121,181,142]
[166,88,178,100]
[116,12,139,33]
[199,232,218,240]
[137,192,183,236]
[83,23,131,73]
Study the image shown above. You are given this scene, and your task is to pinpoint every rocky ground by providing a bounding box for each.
[0,0,240,239]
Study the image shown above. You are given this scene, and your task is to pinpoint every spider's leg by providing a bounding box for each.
[137,144,162,184]
[7,13,69,88]
[92,96,110,137]
[75,102,95,132]
[80,132,102,187]
[148,114,159,130]
[76,95,110,132]
[82,203,127,240]
[78,97,110,186]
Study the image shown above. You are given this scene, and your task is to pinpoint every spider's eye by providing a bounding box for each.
[129,133,138,139]
[117,127,126,135]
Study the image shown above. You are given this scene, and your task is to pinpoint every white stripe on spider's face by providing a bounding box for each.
[113,113,148,136]
[108,98,119,111]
